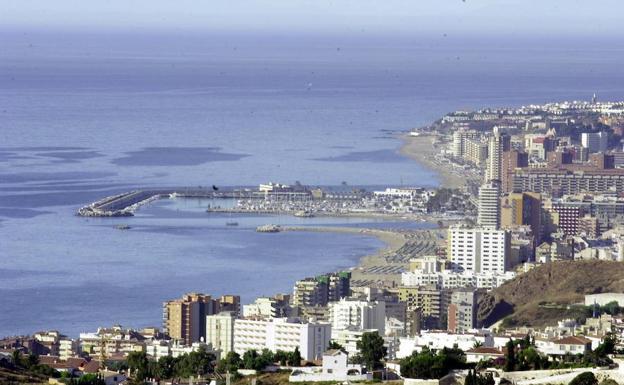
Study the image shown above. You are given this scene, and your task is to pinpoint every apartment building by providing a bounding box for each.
[329,299,386,335]
[162,293,238,345]
[233,318,330,361]
[448,226,511,274]
[205,312,236,358]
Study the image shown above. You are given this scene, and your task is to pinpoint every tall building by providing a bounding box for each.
[327,272,351,302]
[477,182,501,229]
[452,129,481,158]
[218,295,241,317]
[500,192,542,245]
[397,286,449,329]
[447,289,481,333]
[464,138,489,166]
[448,225,511,274]
[293,272,350,308]
[233,318,330,361]
[205,312,236,358]
[581,131,608,153]
[501,150,528,193]
[329,299,386,335]
[485,127,510,183]
[163,293,217,345]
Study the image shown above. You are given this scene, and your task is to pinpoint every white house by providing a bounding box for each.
[535,336,592,356]
[397,331,494,359]
[465,347,504,363]
[289,350,371,382]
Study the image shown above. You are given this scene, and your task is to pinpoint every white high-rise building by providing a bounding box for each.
[449,225,511,274]
[452,129,481,158]
[329,299,386,335]
[581,132,608,153]
[233,318,330,361]
[486,127,508,183]
[477,182,501,229]
[206,312,236,358]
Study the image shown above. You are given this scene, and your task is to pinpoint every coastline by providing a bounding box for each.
[398,133,465,189]
[276,132,455,286]
[281,225,443,286]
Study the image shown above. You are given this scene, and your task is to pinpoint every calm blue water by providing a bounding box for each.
[1,31,624,336]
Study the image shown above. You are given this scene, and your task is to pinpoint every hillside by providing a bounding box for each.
[477,260,624,327]
[0,367,47,385]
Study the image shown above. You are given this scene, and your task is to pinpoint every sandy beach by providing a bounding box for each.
[282,225,444,286]
[399,133,466,189]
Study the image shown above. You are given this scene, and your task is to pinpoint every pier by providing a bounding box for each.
[77,187,365,217]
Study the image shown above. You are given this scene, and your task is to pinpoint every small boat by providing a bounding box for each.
[226,221,239,226]
[294,210,314,218]
[115,224,131,230]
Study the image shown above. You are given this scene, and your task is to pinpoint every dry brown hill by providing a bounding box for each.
[477,260,624,327]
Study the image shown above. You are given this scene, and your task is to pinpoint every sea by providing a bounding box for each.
[1,30,624,336]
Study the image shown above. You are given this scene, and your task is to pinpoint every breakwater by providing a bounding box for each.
[76,188,354,217]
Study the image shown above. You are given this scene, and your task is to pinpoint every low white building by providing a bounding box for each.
[145,340,214,359]
[397,331,494,359]
[289,350,371,382]
[535,336,592,356]
[233,318,330,361]
[465,347,504,363]
[585,293,624,307]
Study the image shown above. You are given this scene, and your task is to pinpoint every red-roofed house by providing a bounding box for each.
[466,347,505,363]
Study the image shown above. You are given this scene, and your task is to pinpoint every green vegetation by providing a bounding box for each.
[399,347,467,379]
[356,331,387,371]
[497,335,614,373]
[426,188,469,213]
[464,369,494,385]
[126,345,216,382]
[0,350,60,380]
[61,373,105,385]
[569,372,598,385]
[328,341,344,351]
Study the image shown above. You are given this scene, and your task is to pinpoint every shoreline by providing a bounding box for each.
[281,225,443,286]
[273,133,459,285]
[398,133,466,189]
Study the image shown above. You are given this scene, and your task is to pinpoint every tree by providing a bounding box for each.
[594,333,616,357]
[127,351,150,380]
[11,350,21,368]
[242,350,259,370]
[175,346,215,377]
[72,373,106,385]
[504,339,516,372]
[357,331,387,370]
[569,372,598,385]
[400,347,466,380]
[274,350,289,366]
[216,351,242,374]
[289,347,302,367]
[328,341,344,351]
[156,356,176,379]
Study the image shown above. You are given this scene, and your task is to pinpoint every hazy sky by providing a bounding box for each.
[1,0,623,37]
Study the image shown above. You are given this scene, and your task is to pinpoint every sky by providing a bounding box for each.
[1,0,623,38]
